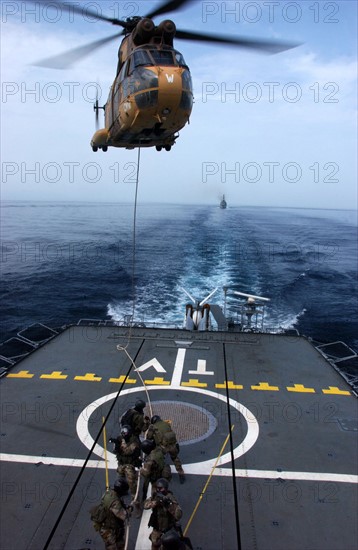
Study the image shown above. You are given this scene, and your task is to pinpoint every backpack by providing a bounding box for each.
[154,421,177,447]
[120,408,135,429]
[162,429,177,446]
[90,501,108,531]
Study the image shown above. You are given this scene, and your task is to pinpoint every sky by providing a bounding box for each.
[0,0,357,208]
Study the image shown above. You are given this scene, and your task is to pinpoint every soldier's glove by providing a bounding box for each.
[109,438,116,443]
[144,416,150,421]
[156,494,171,508]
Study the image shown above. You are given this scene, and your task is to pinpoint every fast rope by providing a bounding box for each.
[223,342,242,550]
[116,146,153,414]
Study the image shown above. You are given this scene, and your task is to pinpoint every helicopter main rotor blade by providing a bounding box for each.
[175,29,301,54]
[33,32,123,69]
[29,0,127,27]
[145,0,193,19]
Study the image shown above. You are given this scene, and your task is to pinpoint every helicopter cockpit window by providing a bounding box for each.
[132,50,152,69]
[149,49,176,66]
[174,51,188,67]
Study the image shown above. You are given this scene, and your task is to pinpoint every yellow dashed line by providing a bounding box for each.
[215,381,243,390]
[251,382,279,391]
[144,377,171,385]
[4,372,351,396]
[6,370,34,379]
[109,375,137,384]
[287,384,315,393]
[74,373,102,382]
[181,379,208,388]
[322,386,351,395]
[40,371,68,380]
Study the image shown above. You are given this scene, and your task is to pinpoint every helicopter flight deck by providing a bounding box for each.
[0,324,357,550]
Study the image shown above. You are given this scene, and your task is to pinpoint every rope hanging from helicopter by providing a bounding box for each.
[116,145,154,415]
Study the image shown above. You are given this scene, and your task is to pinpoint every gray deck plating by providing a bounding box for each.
[0,326,357,550]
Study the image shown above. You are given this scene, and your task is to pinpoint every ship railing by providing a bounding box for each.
[0,323,59,377]
[76,318,183,329]
[314,340,358,394]
[17,323,58,345]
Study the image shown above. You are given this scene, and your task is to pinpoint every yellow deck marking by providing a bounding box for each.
[74,373,102,382]
[40,371,68,380]
[215,381,243,390]
[181,379,208,388]
[322,386,350,395]
[287,384,315,393]
[109,375,136,384]
[144,377,170,385]
[6,370,34,379]
[251,382,279,391]
[4,371,351,398]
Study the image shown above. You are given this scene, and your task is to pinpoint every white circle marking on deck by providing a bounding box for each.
[76,386,259,474]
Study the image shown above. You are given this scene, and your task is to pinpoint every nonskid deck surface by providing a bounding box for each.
[0,326,357,550]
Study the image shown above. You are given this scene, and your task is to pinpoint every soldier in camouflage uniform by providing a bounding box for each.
[140,439,171,502]
[91,478,130,550]
[144,478,182,550]
[147,416,185,483]
[109,425,142,517]
[120,399,150,437]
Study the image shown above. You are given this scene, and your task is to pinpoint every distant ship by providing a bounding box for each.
[220,194,227,209]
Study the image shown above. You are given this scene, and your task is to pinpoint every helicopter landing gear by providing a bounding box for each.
[92,145,108,152]
[156,145,172,152]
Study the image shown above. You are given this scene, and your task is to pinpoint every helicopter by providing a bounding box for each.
[34,0,300,152]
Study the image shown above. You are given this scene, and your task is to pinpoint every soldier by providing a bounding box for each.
[144,478,182,550]
[140,439,171,501]
[120,399,150,437]
[147,415,185,483]
[90,477,131,550]
[109,425,142,517]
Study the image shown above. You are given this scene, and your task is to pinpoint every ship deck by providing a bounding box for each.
[0,325,357,550]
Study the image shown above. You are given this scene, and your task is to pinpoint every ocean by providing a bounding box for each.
[1,202,357,357]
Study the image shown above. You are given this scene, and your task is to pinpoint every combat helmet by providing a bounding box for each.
[156,478,169,493]
[134,399,146,412]
[141,439,155,455]
[114,477,129,497]
[160,528,182,549]
[120,425,132,440]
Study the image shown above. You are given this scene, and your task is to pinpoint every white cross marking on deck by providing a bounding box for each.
[171,347,186,387]
[189,359,214,376]
[135,358,166,373]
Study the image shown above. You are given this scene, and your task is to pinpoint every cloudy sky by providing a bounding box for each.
[1,0,357,207]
